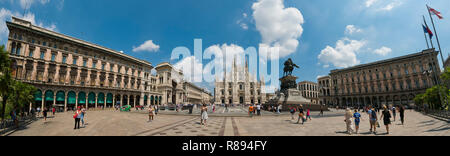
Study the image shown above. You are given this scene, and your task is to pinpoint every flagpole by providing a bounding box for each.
[423,31,430,49]
[427,5,448,109]
[427,5,445,68]
[423,15,434,49]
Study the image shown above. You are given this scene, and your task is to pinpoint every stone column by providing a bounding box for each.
[140,93,144,106]
[64,92,68,112]
[85,95,88,110]
[120,94,124,107]
[75,93,78,109]
[95,95,98,109]
[43,63,49,82]
[53,92,56,108]
[104,95,107,109]
[54,65,60,83]
[41,94,45,111]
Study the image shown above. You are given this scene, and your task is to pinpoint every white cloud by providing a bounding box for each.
[1,8,57,43]
[132,40,160,52]
[365,0,378,7]
[240,23,248,30]
[345,25,362,35]
[379,2,402,11]
[373,46,392,56]
[318,38,366,68]
[252,0,304,59]
[236,13,249,30]
[173,56,203,83]
[364,0,403,11]
[19,0,51,9]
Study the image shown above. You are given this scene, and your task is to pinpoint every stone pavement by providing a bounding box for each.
[6,109,449,136]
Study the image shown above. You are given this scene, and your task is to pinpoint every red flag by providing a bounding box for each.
[428,6,444,19]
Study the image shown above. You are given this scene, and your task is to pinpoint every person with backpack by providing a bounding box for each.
[353,109,361,134]
[369,107,378,134]
[290,107,296,120]
[379,105,392,134]
[297,106,305,125]
[248,105,254,117]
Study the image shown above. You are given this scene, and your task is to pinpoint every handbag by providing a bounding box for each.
[73,114,78,119]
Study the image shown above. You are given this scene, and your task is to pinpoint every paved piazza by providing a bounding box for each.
[7,107,449,136]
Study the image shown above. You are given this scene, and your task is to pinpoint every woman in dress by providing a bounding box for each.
[148,106,154,122]
[200,104,208,126]
[379,105,392,134]
[344,108,353,134]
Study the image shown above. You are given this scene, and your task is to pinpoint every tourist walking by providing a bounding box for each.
[248,105,254,117]
[154,105,159,115]
[212,104,216,113]
[256,104,261,116]
[200,104,208,126]
[80,106,86,127]
[379,105,392,134]
[43,107,48,122]
[297,106,305,124]
[399,105,405,125]
[319,106,324,117]
[36,107,41,117]
[368,107,378,134]
[391,106,396,121]
[306,109,311,121]
[73,107,81,129]
[148,106,154,122]
[290,107,296,120]
[52,107,56,116]
[353,109,361,134]
[344,108,354,134]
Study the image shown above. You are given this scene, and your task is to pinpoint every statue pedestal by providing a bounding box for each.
[265,75,329,111]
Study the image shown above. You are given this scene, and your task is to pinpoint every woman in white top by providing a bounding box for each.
[344,108,354,134]
[200,104,208,126]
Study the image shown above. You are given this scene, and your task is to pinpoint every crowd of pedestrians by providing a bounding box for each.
[343,105,406,135]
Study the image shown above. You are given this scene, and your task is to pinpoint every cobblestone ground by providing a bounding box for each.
[6,108,449,136]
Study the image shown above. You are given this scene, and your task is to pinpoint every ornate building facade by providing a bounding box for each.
[317,76,332,105]
[321,49,439,107]
[6,17,211,111]
[214,60,267,105]
[297,81,319,104]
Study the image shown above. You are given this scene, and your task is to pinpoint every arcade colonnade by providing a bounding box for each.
[32,88,163,111]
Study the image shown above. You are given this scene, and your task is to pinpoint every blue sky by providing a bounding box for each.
[1,0,449,93]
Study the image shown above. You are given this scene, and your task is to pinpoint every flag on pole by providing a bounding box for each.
[423,24,434,39]
[428,6,444,19]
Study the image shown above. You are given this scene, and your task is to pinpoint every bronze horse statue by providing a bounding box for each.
[283,58,299,76]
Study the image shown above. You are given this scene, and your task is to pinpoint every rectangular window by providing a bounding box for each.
[40,52,45,59]
[51,54,56,62]
[73,58,77,65]
[29,51,33,57]
[62,56,67,64]
[83,60,87,67]
[43,42,47,46]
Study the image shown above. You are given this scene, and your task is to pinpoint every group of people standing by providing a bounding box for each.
[147,105,159,122]
[289,105,312,125]
[344,105,406,135]
[73,106,86,130]
[248,104,262,117]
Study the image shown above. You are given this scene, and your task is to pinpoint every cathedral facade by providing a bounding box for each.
[214,60,267,105]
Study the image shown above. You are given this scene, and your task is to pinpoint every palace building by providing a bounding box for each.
[6,17,211,111]
[297,81,319,104]
[319,49,439,107]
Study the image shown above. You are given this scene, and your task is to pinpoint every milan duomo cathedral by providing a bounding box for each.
[214,59,268,105]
